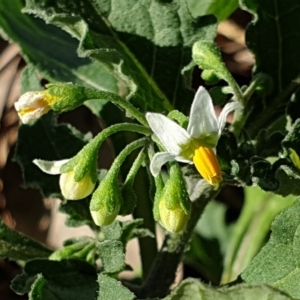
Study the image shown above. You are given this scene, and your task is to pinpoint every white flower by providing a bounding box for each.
[33,159,95,200]
[146,86,243,186]
[14,91,52,124]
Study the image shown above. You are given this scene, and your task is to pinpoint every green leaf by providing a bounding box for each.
[282,119,300,155]
[186,0,238,21]
[98,273,135,300]
[17,259,98,300]
[20,65,43,94]
[23,0,217,113]
[59,198,96,229]
[0,0,119,95]
[255,129,284,157]
[222,186,295,284]
[242,197,300,298]
[163,278,294,299]
[14,113,86,197]
[275,165,300,196]
[241,0,300,95]
[97,240,125,274]
[11,273,37,295]
[0,220,50,260]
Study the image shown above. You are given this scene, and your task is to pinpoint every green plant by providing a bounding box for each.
[1,0,300,299]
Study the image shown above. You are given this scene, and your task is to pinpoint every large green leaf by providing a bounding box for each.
[0,0,118,94]
[23,0,217,113]
[12,259,98,300]
[222,186,295,284]
[0,220,51,261]
[186,0,238,21]
[163,278,294,299]
[241,0,300,95]
[242,197,300,299]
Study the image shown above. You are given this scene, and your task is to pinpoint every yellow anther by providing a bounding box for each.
[193,146,223,186]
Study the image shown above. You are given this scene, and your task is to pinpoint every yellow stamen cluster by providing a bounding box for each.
[193,146,223,186]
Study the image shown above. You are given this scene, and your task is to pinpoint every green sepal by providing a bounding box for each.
[163,164,191,215]
[89,173,122,226]
[46,83,101,112]
[156,163,191,232]
[201,69,221,85]
[60,138,98,183]
[153,175,164,222]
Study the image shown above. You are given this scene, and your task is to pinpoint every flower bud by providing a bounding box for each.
[157,164,191,232]
[158,198,190,233]
[192,41,228,82]
[89,175,122,226]
[59,170,95,200]
[14,91,51,124]
[14,83,99,124]
[33,136,98,200]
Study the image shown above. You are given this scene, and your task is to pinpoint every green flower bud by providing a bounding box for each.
[158,198,190,233]
[192,41,226,77]
[89,175,122,226]
[46,83,99,112]
[14,83,100,123]
[59,170,95,200]
[34,135,98,200]
[59,139,99,200]
[157,164,191,232]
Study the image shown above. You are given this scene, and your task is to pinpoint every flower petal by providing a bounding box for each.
[14,91,50,124]
[146,113,190,155]
[218,102,243,133]
[150,152,176,177]
[187,87,219,138]
[33,159,70,175]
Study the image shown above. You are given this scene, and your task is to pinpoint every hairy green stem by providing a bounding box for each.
[108,138,149,179]
[124,149,146,186]
[92,123,151,150]
[133,165,158,279]
[94,91,149,127]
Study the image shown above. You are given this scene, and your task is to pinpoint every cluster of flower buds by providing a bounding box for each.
[14,40,245,232]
